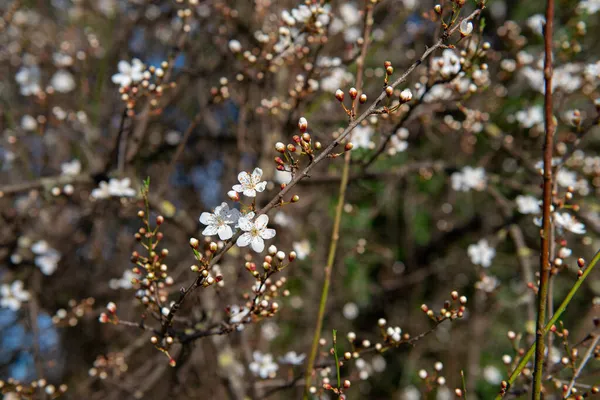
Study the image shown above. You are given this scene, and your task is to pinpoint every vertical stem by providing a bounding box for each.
[303,3,375,397]
[532,0,555,397]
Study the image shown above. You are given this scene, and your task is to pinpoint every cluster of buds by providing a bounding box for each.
[88,352,128,380]
[417,362,447,391]
[52,297,95,327]
[130,211,175,310]
[188,237,224,287]
[238,275,290,321]
[421,290,467,322]
[210,77,232,103]
[377,318,405,345]
[0,378,67,398]
[174,0,200,33]
[119,61,176,116]
[274,117,322,179]
[244,245,297,277]
[334,87,367,118]
[98,302,118,324]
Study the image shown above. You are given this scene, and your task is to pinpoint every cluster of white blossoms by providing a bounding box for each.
[199,168,276,253]
[91,178,137,199]
[451,166,487,192]
[514,105,544,129]
[1,280,31,311]
[468,239,496,268]
[249,351,279,379]
[248,350,306,379]
[32,240,61,276]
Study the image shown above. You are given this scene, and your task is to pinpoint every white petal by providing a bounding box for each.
[238,217,254,231]
[251,237,265,253]
[243,188,257,197]
[255,214,269,230]
[255,181,267,193]
[251,168,263,183]
[202,225,219,236]
[236,233,252,247]
[260,228,276,240]
[118,60,131,74]
[232,184,244,193]
[217,225,233,240]
[238,171,252,185]
[200,212,216,225]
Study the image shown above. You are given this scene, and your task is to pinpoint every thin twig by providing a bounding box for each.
[532,0,555,397]
[564,334,600,398]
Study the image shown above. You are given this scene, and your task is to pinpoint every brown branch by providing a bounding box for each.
[533,0,555,397]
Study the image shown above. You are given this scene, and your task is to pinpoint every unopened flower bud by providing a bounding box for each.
[315,141,322,150]
[275,142,286,153]
[291,194,300,202]
[385,86,393,97]
[434,4,442,14]
[335,89,344,102]
[359,94,367,103]
[302,133,311,142]
[386,66,394,75]
[298,117,308,132]
[384,61,392,68]
[349,87,358,99]
[287,144,297,152]
[209,242,218,252]
[276,251,285,261]
[189,237,199,248]
[400,89,413,102]
[228,190,240,201]
[156,215,164,225]
[378,318,386,327]
[345,142,354,151]
[268,245,277,255]
[289,251,297,261]
[106,302,117,313]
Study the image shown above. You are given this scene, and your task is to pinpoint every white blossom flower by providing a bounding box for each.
[554,212,586,234]
[32,240,61,275]
[21,115,38,131]
[228,39,242,53]
[229,304,250,325]
[351,125,374,149]
[236,214,276,253]
[558,247,572,258]
[278,351,306,365]
[50,70,76,93]
[475,274,500,292]
[249,351,279,379]
[61,159,81,176]
[343,302,359,320]
[388,128,409,155]
[91,181,111,199]
[108,178,136,197]
[468,239,496,268]
[483,365,503,385]
[516,195,540,214]
[1,281,31,311]
[109,269,137,290]
[320,67,353,93]
[451,166,487,192]
[292,239,311,260]
[15,65,41,96]
[199,203,241,240]
[579,0,600,14]
[232,168,267,197]
[273,212,293,227]
[431,49,461,78]
[111,59,144,88]
[460,20,474,36]
[515,106,544,129]
[556,169,577,188]
[526,14,545,35]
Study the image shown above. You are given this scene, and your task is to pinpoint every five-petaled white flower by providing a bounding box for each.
[199,203,241,240]
[249,351,279,379]
[278,351,306,365]
[468,239,496,268]
[451,166,487,192]
[232,168,267,197]
[1,280,31,311]
[236,214,276,253]
[516,195,540,214]
[554,212,586,234]
[111,59,145,88]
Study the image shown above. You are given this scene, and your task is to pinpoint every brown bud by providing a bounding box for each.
[349,87,358,99]
[385,86,393,97]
